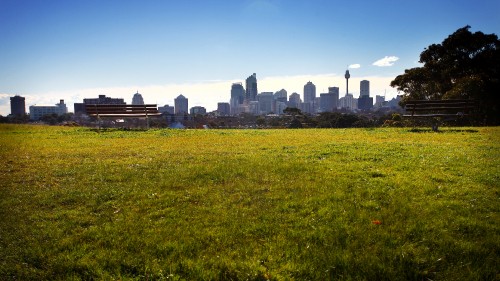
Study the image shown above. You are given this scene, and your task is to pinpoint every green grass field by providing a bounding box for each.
[1,124,499,280]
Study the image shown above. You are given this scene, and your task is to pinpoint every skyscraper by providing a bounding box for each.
[288,93,301,108]
[10,95,26,116]
[231,83,245,105]
[257,92,274,114]
[174,94,188,114]
[132,91,145,105]
[320,93,335,112]
[328,87,340,110]
[358,80,373,110]
[360,80,370,97]
[245,73,258,101]
[303,81,316,104]
[274,89,287,103]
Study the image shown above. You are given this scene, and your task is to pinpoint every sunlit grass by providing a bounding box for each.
[1,124,499,280]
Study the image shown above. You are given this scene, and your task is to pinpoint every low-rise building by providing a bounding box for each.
[30,100,68,120]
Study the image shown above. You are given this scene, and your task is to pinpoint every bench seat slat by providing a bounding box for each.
[84,104,161,117]
[403,114,471,118]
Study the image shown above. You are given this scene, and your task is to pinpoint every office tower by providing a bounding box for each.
[132,91,145,105]
[274,89,287,102]
[320,93,335,112]
[217,102,230,116]
[231,83,245,105]
[288,92,301,108]
[303,81,316,104]
[230,83,245,115]
[345,70,350,95]
[174,94,188,114]
[257,92,274,114]
[328,87,340,109]
[158,105,175,114]
[360,80,370,97]
[358,80,373,110]
[190,106,207,115]
[245,73,258,101]
[374,95,385,108]
[10,95,26,116]
[74,95,126,115]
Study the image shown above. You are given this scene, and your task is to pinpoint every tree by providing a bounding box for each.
[391,26,500,124]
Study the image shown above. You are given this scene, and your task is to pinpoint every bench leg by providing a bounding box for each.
[432,119,439,132]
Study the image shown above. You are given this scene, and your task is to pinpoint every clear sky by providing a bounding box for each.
[1,0,499,115]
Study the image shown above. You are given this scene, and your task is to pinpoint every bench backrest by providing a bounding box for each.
[85,104,161,118]
[405,99,476,116]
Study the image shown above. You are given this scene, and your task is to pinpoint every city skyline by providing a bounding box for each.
[1,0,499,115]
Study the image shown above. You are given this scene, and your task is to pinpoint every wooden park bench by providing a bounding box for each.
[403,99,477,131]
[85,104,162,130]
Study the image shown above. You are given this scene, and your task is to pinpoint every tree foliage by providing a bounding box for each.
[391,26,500,124]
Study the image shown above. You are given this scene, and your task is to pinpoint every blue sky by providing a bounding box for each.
[1,0,499,114]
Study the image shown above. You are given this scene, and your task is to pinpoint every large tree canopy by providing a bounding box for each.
[391,26,500,124]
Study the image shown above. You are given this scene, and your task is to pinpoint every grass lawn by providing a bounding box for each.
[1,124,499,280]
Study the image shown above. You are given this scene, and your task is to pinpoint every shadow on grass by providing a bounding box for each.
[408,128,479,133]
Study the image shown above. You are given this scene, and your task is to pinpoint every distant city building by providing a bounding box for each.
[158,104,175,115]
[190,106,207,115]
[275,101,288,115]
[217,102,230,116]
[303,81,316,114]
[358,80,373,110]
[300,102,312,114]
[230,83,245,115]
[273,89,287,113]
[29,100,68,120]
[74,94,126,115]
[274,89,287,102]
[257,92,274,114]
[328,87,340,109]
[83,94,125,105]
[320,93,335,112]
[132,91,145,105]
[288,92,301,108]
[231,83,245,104]
[387,95,403,109]
[314,97,321,113]
[374,95,385,109]
[245,73,258,101]
[358,96,373,111]
[248,101,259,115]
[174,94,188,114]
[360,80,370,97]
[303,81,316,104]
[10,95,26,116]
[339,93,357,111]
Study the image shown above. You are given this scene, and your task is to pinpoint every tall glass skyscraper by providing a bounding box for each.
[245,73,258,101]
